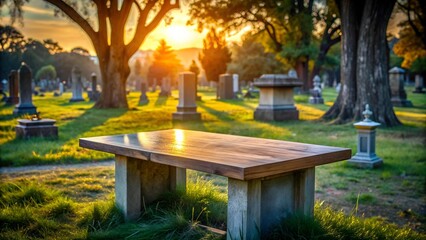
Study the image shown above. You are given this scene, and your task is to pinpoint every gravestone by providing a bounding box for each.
[16,118,58,139]
[254,72,303,121]
[233,74,239,96]
[218,74,234,99]
[59,82,64,95]
[139,80,149,105]
[70,67,85,102]
[347,104,382,168]
[389,67,412,107]
[413,74,425,93]
[159,77,171,97]
[13,63,37,116]
[172,72,201,121]
[308,75,324,104]
[89,73,100,101]
[6,70,19,105]
[151,78,157,92]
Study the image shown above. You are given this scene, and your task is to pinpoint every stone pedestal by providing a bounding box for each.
[308,75,324,104]
[389,67,412,107]
[218,74,234,99]
[254,73,302,121]
[227,168,314,239]
[15,119,58,139]
[347,104,383,168]
[70,67,84,102]
[6,70,19,105]
[413,75,425,93]
[13,63,37,116]
[172,72,201,121]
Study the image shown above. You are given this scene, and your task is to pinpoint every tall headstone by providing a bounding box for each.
[159,77,171,97]
[151,78,157,92]
[413,74,425,93]
[218,74,234,99]
[13,63,37,116]
[6,70,19,105]
[347,104,383,168]
[389,67,412,107]
[308,75,324,104]
[89,73,100,101]
[233,74,239,96]
[70,67,84,102]
[254,72,303,121]
[59,82,64,95]
[172,72,201,121]
[139,80,149,105]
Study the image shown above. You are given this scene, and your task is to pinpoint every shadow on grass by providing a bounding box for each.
[197,102,235,122]
[154,96,168,107]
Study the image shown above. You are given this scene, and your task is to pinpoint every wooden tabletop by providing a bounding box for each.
[80,129,351,180]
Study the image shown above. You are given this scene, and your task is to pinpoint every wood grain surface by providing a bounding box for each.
[80,129,351,180]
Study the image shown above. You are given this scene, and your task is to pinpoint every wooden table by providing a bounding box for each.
[80,129,351,239]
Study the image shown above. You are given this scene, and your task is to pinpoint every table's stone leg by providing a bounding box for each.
[227,167,315,240]
[115,155,186,221]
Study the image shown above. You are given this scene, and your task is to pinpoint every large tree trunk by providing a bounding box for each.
[323,0,400,127]
[95,46,130,108]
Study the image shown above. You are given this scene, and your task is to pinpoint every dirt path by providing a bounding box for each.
[0,160,114,174]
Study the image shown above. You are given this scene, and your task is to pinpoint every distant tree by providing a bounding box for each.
[71,47,90,56]
[35,64,56,81]
[188,60,200,80]
[147,39,181,86]
[393,0,426,69]
[1,0,180,108]
[43,39,63,54]
[0,25,24,79]
[199,28,231,82]
[22,38,53,76]
[228,35,283,82]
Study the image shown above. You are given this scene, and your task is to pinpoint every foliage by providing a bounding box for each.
[410,56,426,73]
[148,39,182,86]
[53,50,100,84]
[35,64,57,81]
[393,0,426,68]
[43,39,63,54]
[22,38,53,76]
[228,35,283,81]
[199,28,231,82]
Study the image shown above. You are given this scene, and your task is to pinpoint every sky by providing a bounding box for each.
[0,1,236,55]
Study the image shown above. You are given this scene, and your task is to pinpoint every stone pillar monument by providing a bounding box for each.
[347,104,383,168]
[159,77,171,97]
[6,70,19,105]
[13,63,37,116]
[70,67,84,102]
[139,80,149,105]
[89,73,100,101]
[172,72,201,121]
[413,74,425,93]
[59,82,64,95]
[253,72,303,121]
[218,74,234,99]
[233,74,239,96]
[308,75,324,104]
[389,67,412,107]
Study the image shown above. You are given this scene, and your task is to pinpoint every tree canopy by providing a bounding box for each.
[148,39,181,85]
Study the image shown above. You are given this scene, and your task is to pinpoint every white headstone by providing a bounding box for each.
[59,82,64,95]
[233,74,239,93]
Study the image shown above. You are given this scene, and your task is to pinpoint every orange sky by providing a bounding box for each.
[0,1,225,55]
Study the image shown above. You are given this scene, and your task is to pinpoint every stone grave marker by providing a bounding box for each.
[70,67,85,102]
[139,80,149,105]
[218,74,234,99]
[6,70,19,105]
[159,77,171,97]
[308,75,324,104]
[389,67,412,107]
[172,72,201,121]
[413,74,425,93]
[13,63,37,116]
[233,74,239,96]
[254,72,302,121]
[89,73,100,101]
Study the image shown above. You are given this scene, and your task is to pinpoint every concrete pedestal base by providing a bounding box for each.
[13,105,37,116]
[115,155,186,221]
[347,155,383,169]
[227,168,315,239]
[254,107,299,121]
[172,112,201,121]
[15,119,58,139]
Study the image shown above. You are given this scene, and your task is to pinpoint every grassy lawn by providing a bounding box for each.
[0,86,425,239]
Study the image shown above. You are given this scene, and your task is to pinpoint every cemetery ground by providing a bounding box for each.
[0,87,425,239]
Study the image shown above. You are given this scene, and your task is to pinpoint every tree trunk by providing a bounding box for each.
[323,0,400,127]
[95,46,130,108]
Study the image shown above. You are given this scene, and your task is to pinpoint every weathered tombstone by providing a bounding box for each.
[347,104,383,168]
[139,80,149,105]
[172,72,201,121]
[13,63,37,116]
[308,75,324,104]
[233,74,239,96]
[89,73,100,101]
[151,78,157,92]
[59,82,64,95]
[6,70,19,105]
[218,74,234,99]
[413,74,425,93]
[16,116,58,139]
[159,77,171,97]
[254,72,303,121]
[70,67,85,102]
[389,67,412,107]
[335,83,341,93]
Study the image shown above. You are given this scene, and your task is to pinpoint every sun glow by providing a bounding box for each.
[162,25,201,49]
